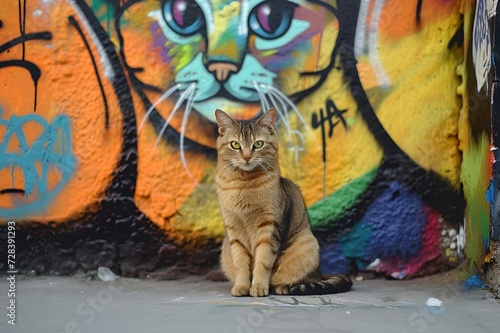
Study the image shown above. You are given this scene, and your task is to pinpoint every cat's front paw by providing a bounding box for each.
[250,282,269,297]
[274,285,289,295]
[231,284,250,297]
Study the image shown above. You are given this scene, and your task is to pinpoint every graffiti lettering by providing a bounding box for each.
[311,98,348,164]
[0,109,76,218]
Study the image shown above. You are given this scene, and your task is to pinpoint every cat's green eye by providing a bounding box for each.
[253,140,264,149]
[230,141,241,150]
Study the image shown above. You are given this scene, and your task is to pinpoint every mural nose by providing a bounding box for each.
[207,63,238,82]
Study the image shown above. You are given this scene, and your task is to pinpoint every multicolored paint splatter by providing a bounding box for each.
[0,0,490,279]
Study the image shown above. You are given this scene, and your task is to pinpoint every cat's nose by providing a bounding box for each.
[243,156,251,162]
[207,63,238,82]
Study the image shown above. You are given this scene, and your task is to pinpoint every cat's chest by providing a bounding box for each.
[217,177,282,214]
[224,186,275,209]
[233,189,272,213]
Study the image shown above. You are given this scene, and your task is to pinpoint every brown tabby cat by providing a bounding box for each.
[215,107,352,297]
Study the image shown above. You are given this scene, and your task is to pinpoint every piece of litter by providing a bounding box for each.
[97,267,119,282]
[426,297,443,307]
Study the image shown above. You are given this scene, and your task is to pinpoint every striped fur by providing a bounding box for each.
[215,108,352,297]
[288,274,353,295]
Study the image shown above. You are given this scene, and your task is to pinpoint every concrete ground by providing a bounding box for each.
[0,273,499,333]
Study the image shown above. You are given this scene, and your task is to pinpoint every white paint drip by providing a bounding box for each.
[239,0,249,36]
[368,0,391,88]
[179,88,199,184]
[457,221,466,256]
[354,0,370,57]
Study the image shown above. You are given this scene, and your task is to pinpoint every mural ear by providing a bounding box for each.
[256,107,277,132]
[215,109,236,136]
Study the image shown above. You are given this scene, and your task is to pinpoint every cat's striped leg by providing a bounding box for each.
[228,238,252,296]
[250,236,279,297]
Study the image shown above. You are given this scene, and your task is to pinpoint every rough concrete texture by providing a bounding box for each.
[0,273,499,333]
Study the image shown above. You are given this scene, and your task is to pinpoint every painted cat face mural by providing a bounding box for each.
[118,0,338,149]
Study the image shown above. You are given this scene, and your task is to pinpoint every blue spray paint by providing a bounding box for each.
[0,107,76,219]
[320,181,427,274]
[464,274,486,290]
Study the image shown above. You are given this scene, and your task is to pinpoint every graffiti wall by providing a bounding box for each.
[0,0,486,279]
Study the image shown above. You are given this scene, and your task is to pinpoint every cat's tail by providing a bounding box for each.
[288,274,353,295]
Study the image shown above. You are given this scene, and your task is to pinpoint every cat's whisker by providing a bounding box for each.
[139,83,181,132]
[254,158,272,175]
[260,159,279,174]
[220,163,236,177]
[257,162,271,176]
[153,83,196,151]
[220,160,239,178]
[179,86,198,184]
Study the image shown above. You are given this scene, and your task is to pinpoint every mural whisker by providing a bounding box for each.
[179,85,198,184]
[262,84,321,153]
[252,80,270,113]
[139,84,181,131]
[263,89,292,141]
[262,85,308,130]
[153,83,196,151]
[268,91,289,125]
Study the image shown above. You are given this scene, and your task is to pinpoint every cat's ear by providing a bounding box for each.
[256,107,277,132]
[215,109,236,136]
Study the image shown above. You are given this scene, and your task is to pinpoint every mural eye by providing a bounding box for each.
[249,0,297,40]
[162,0,205,36]
[230,141,241,150]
